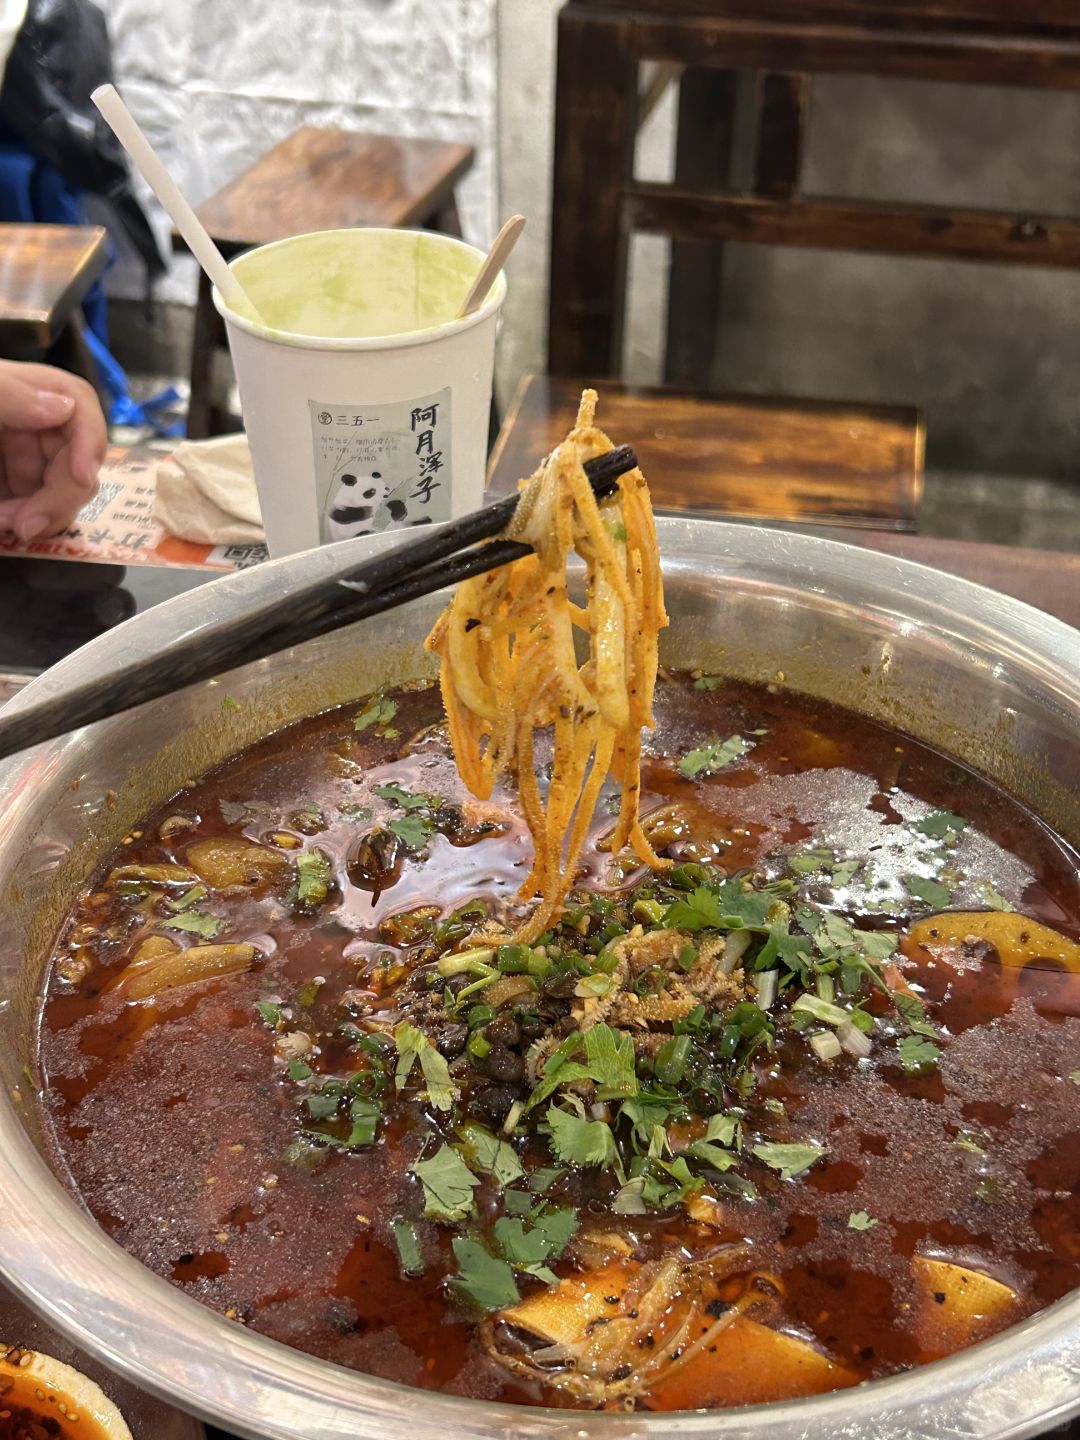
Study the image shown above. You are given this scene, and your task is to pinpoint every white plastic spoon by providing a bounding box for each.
[91,84,264,323]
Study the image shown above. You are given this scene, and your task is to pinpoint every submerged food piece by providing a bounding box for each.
[911,1257,1021,1358]
[0,1343,132,1439]
[426,389,669,941]
[120,941,255,999]
[906,910,1080,971]
[185,838,290,890]
[646,1316,859,1410]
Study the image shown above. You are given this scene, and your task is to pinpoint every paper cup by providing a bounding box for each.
[213,228,505,557]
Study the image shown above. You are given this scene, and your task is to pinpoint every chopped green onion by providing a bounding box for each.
[633,897,665,926]
[754,969,779,1011]
[836,1018,873,1058]
[391,1217,425,1277]
[719,929,753,975]
[496,944,532,973]
[815,972,835,1003]
[810,1030,842,1063]
[437,948,495,977]
[677,945,698,972]
[654,1034,692,1088]
[791,993,849,1026]
[468,1032,492,1061]
[456,972,499,1002]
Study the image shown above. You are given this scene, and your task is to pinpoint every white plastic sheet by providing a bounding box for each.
[97,0,497,303]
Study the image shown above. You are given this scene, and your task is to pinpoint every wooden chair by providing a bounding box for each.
[489,374,923,531]
[548,0,1080,388]
[174,127,475,438]
[0,223,108,385]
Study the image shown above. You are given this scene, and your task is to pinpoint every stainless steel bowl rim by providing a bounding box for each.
[0,518,1077,1440]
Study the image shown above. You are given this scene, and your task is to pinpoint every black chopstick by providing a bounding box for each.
[0,446,638,761]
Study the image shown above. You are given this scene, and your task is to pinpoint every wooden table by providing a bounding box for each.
[490,375,1078,629]
[189,128,475,248]
[0,223,108,356]
[490,374,923,531]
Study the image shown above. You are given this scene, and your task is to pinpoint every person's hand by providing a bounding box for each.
[0,360,107,541]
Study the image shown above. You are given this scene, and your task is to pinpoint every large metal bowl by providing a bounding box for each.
[0,519,1077,1440]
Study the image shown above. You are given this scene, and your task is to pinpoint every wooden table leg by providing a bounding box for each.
[433,195,463,238]
[47,315,103,398]
[664,68,737,387]
[548,2,637,377]
[186,269,224,440]
[754,72,809,199]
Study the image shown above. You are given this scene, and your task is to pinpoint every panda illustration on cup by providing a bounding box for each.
[324,468,436,541]
[325,471,394,540]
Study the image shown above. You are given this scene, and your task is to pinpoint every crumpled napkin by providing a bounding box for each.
[154,434,265,545]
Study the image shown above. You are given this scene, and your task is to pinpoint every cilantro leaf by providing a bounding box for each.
[663,880,772,934]
[693,674,725,690]
[897,1034,942,1072]
[848,1210,878,1230]
[859,931,898,960]
[581,1024,638,1100]
[354,688,398,734]
[387,814,435,852]
[393,1022,458,1111]
[905,875,952,909]
[492,1216,552,1270]
[682,1113,740,1173]
[527,1166,565,1194]
[492,1206,577,1279]
[531,1205,578,1258]
[977,881,1014,912]
[255,1000,282,1027]
[160,909,220,938]
[411,1144,479,1221]
[790,849,836,875]
[299,1094,380,1151]
[375,782,430,810]
[304,1091,339,1120]
[546,1103,616,1168]
[526,1026,638,1109]
[913,810,967,841]
[295,848,333,908]
[752,1140,825,1180]
[167,884,207,912]
[456,1123,524,1186]
[1069,1071,1080,1086]
[391,1217,425,1277]
[755,923,812,975]
[892,990,940,1039]
[450,1235,519,1310]
[677,734,755,780]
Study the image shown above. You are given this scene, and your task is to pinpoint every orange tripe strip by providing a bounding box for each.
[425,389,669,941]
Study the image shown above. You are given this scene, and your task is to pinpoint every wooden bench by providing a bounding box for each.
[0,222,108,383]
[173,127,475,438]
[488,374,923,531]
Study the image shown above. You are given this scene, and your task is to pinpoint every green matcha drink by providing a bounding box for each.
[214,228,505,558]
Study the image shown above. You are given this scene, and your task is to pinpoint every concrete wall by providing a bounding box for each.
[496,2,1080,478]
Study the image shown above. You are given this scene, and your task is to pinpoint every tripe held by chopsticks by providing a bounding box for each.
[91,84,263,324]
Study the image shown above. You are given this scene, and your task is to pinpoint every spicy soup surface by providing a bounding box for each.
[36,679,1080,1410]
